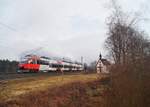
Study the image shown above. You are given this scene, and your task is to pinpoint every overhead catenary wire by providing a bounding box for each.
[0,20,49,48]
[0,21,37,50]
[0,20,69,60]
[0,22,18,32]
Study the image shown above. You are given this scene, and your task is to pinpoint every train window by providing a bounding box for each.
[37,60,40,64]
[64,65,72,68]
[28,60,32,64]
[32,59,36,64]
[30,62,33,64]
[37,60,49,65]
[51,64,57,67]
[59,65,63,67]
[29,59,36,64]
[52,64,63,68]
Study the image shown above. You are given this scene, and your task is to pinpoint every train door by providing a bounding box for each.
[37,60,49,72]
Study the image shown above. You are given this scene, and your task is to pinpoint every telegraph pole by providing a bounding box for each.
[81,56,84,71]
[81,56,83,65]
[99,53,102,73]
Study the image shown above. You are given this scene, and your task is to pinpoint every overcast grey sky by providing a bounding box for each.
[0,0,150,63]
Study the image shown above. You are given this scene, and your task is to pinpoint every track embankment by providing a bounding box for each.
[0,72,82,81]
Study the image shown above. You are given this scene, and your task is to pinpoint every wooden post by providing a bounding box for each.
[99,53,102,73]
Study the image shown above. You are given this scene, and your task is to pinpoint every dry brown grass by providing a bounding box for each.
[1,66,149,107]
[3,66,149,107]
[0,76,109,107]
[102,64,150,107]
[0,73,100,101]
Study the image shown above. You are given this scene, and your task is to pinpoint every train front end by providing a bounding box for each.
[18,55,40,73]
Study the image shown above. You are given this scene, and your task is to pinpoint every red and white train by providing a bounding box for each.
[18,54,83,73]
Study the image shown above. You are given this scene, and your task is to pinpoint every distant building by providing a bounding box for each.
[96,54,111,74]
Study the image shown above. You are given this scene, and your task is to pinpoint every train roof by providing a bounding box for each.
[20,54,82,64]
[20,48,82,64]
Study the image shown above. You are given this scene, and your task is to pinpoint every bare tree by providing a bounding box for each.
[105,0,150,65]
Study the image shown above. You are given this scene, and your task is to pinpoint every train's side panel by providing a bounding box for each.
[39,65,49,72]
[49,67,57,71]
[18,64,40,72]
[24,64,40,70]
[62,62,70,71]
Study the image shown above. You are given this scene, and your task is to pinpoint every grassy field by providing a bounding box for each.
[0,72,109,107]
[0,73,101,101]
[1,69,150,107]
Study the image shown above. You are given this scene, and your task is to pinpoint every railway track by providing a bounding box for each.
[0,72,82,81]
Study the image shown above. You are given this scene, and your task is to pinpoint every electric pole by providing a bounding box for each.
[99,53,102,73]
[81,56,84,71]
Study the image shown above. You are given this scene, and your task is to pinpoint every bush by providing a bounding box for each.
[103,63,150,107]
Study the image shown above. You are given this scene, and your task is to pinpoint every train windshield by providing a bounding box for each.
[20,59,37,64]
